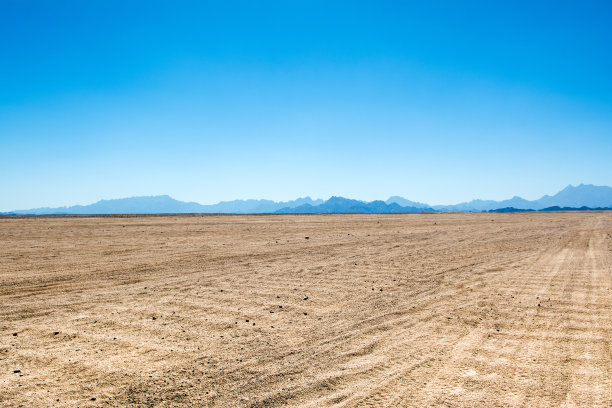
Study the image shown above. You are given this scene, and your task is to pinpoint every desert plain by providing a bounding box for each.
[1,212,611,407]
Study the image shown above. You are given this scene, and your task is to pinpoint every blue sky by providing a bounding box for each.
[1,1,612,210]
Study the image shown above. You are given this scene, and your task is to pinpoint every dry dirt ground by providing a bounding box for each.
[1,213,611,407]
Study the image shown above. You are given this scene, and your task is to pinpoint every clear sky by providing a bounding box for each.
[1,1,612,211]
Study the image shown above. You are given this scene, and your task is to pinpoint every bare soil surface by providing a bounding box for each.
[1,213,611,407]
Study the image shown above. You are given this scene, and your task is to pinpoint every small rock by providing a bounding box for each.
[303,296,308,301]
[91,397,96,401]
[152,317,157,320]
[13,369,21,373]
[12,333,17,336]
[53,332,60,335]
[305,237,309,239]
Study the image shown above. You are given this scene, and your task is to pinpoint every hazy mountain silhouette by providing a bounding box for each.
[3,196,323,215]
[3,195,203,215]
[433,196,533,212]
[533,184,612,208]
[193,197,323,213]
[434,184,612,212]
[276,197,435,213]
[385,196,431,209]
[3,184,611,215]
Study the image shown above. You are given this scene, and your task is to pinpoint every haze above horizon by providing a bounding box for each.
[1,1,612,212]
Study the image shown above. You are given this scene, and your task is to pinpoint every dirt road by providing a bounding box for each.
[1,213,610,407]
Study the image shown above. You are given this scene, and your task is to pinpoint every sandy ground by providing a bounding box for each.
[1,213,611,407]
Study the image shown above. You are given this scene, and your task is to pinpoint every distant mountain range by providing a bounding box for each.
[2,184,612,215]
[1,196,324,215]
[430,184,612,212]
[276,197,435,213]
[488,206,612,213]
[384,196,431,209]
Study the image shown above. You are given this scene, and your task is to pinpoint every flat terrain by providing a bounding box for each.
[1,213,611,407]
